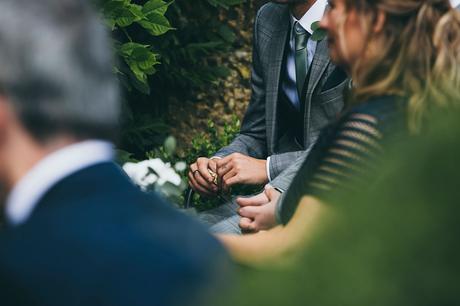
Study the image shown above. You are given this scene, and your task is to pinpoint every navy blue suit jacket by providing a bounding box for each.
[0,162,229,306]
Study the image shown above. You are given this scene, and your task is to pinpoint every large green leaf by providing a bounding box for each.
[131,47,159,70]
[137,13,173,36]
[119,43,159,86]
[113,7,138,27]
[129,62,147,83]
[142,0,173,16]
[127,4,144,19]
[119,42,149,57]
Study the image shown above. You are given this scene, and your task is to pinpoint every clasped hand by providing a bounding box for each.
[237,185,280,233]
[188,153,268,196]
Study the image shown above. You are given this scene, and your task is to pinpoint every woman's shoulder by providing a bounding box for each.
[349,95,406,120]
[336,95,408,147]
[343,95,407,130]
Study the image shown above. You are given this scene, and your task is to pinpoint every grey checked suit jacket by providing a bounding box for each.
[215,3,348,191]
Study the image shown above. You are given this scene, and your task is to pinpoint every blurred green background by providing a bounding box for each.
[223,111,460,306]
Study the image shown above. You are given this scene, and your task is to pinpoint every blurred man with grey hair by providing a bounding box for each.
[0,0,229,305]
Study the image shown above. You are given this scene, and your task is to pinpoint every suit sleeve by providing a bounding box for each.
[214,8,267,159]
[268,147,313,191]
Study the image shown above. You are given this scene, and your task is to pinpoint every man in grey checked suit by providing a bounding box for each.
[189,0,348,233]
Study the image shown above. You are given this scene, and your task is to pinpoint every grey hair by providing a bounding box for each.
[0,0,119,142]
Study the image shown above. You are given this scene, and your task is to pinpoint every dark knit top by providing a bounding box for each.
[279,95,407,224]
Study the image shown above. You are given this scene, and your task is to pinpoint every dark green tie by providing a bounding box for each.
[294,22,310,100]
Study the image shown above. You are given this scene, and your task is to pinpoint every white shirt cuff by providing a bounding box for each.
[210,156,222,160]
[266,184,285,193]
[266,156,272,181]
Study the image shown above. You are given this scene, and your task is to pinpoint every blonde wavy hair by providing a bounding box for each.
[343,0,460,132]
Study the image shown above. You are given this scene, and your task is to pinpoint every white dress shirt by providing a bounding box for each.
[451,0,460,8]
[5,140,114,226]
[267,0,328,182]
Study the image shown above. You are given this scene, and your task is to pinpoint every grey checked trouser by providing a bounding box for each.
[198,198,242,234]
[183,197,242,235]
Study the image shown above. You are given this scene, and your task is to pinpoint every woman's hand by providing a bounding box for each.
[217,196,325,267]
[237,186,281,232]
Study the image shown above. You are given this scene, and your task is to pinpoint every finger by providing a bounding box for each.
[188,171,197,187]
[208,159,218,173]
[239,217,256,232]
[216,155,232,168]
[265,186,281,201]
[223,174,242,188]
[236,192,269,207]
[194,171,217,192]
[221,169,237,191]
[188,173,212,196]
[238,206,259,219]
[197,158,214,183]
[188,172,213,196]
[189,162,198,173]
[216,161,233,180]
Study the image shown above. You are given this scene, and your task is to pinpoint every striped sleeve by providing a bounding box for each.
[307,113,383,196]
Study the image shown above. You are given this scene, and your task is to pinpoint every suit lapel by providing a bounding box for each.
[302,38,331,146]
[305,38,330,97]
[266,7,290,154]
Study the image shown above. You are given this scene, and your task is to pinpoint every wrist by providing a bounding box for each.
[266,156,273,182]
[258,159,269,184]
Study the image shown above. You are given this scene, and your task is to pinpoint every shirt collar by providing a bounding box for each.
[451,0,460,8]
[291,0,328,34]
[5,140,114,226]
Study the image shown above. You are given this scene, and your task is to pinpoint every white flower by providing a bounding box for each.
[174,161,187,172]
[156,167,181,187]
[123,162,149,185]
[123,158,182,188]
[142,173,158,187]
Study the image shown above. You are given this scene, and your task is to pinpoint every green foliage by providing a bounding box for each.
[151,1,243,92]
[185,116,241,165]
[99,0,251,209]
[163,135,177,157]
[98,0,247,158]
[116,149,138,164]
[100,0,173,92]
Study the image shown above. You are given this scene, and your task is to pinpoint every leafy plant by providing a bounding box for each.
[185,115,240,165]
[98,0,247,158]
[100,0,173,92]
